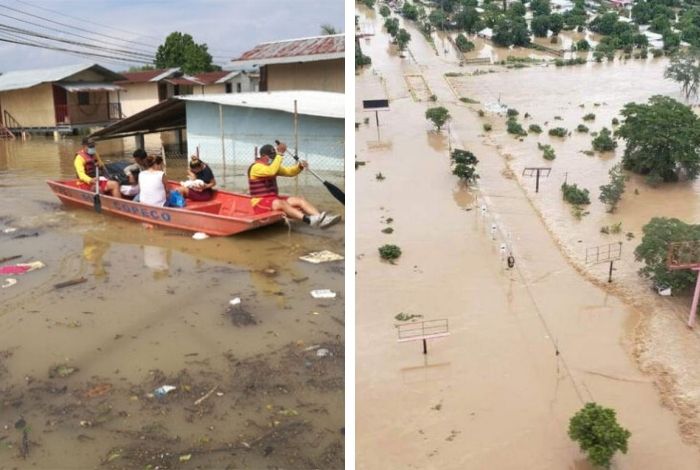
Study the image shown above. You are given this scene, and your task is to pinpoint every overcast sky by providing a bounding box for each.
[0,0,345,72]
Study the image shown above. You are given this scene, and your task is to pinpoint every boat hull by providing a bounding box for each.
[47,180,285,236]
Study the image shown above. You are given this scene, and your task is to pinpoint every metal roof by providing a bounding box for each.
[231,34,344,67]
[0,63,124,93]
[179,91,344,119]
[117,68,180,84]
[90,90,343,141]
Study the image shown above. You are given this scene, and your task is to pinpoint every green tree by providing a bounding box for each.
[576,39,591,50]
[531,15,550,37]
[569,403,631,469]
[599,163,628,212]
[663,30,681,51]
[589,12,620,36]
[384,17,400,36]
[361,0,376,8]
[530,0,551,16]
[320,24,338,35]
[451,149,480,183]
[617,96,700,183]
[592,127,617,152]
[456,8,482,33]
[402,2,419,20]
[665,50,700,100]
[509,1,526,17]
[155,32,217,74]
[425,106,451,131]
[429,9,448,29]
[635,217,700,292]
[379,5,391,18]
[549,13,564,35]
[396,28,412,50]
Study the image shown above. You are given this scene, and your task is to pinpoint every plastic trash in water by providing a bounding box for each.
[229,297,241,307]
[0,261,45,276]
[192,232,209,240]
[657,286,672,296]
[316,348,330,357]
[310,289,337,299]
[299,250,344,264]
[2,228,17,234]
[154,385,176,397]
[1,278,17,288]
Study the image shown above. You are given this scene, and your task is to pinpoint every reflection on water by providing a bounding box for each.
[82,235,109,278]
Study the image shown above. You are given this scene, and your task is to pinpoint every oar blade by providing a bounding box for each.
[323,181,345,205]
[93,193,101,213]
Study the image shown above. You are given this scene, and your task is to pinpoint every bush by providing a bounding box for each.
[507,118,527,137]
[576,39,590,51]
[569,403,631,469]
[455,34,475,52]
[528,124,542,134]
[582,113,595,121]
[538,143,556,160]
[635,217,700,292]
[460,97,479,104]
[379,244,402,262]
[576,124,589,133]
[478,109,485,117]
[599,163,628,212]
[612,117,619,125]
[507,108,519,117]
[651,48,663,58]
[549,127,568,137]
[483,123,492,131]
[561,182,591,205]
[592,127,617,152]
[451,149,480,183]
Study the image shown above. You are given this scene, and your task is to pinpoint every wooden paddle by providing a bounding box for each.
[274,140,345,205]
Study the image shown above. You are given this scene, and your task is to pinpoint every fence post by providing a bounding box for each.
[219,104,227,188]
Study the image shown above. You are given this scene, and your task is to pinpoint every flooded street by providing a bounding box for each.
[356,5,700,469]
[0,136,344,468]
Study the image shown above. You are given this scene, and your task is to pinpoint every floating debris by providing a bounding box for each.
[153,385,176,397]
[54,277,87,289]
[310,289,337,299]
[49,364,78,378]
[1,278,17,288]
[0,261,45,276]
[192,232,209,240]
[299,250,344,264]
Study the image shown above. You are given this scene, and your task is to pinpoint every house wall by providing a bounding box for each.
[0,84,54,127]
[192,76,259,95]
[66,90,110,124]
[266,59,344,93]
[115,82,159,117]
[184,101,344,190]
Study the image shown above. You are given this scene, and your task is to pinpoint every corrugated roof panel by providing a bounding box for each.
[178,91,343,120]
[0,63,123,92]
[231,34,344,67]
[58,82,125,92]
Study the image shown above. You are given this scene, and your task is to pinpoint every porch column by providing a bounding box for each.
[135,133,145,149]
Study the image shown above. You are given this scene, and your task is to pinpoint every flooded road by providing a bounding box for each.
[0,136,344,468]
[356,5,700,469]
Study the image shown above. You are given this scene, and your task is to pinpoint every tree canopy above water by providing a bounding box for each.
[617,95,700,184]
[155,32,219,74]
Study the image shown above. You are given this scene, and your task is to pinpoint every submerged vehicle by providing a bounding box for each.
[46,179,285,236]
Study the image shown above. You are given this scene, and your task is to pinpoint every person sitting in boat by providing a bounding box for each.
[138,155,168,207]
[248,143,339,229]
[74,137,121,198]
[118,148,148,198]
[174,155,216,201]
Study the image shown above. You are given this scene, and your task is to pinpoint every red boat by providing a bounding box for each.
[46,179,285,236]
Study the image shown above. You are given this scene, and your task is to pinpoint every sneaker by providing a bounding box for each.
[319,214,341,229]
[308,212,326,228]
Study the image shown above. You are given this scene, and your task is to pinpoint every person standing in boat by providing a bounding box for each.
[138,156,168,207]
[74,137,121,198]
[174,155,216,201]
[248,143,339,229]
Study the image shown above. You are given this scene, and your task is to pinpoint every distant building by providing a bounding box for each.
[230,34,344,93]
[90,91,345,191]
[608,0,632,8]
[0,63,124,134]
[192,69,259,95]
[113,68,202,118]
[477,28,494,40]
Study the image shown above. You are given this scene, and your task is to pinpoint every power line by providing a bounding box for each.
[0,24,153,63]
[11,0,239,60]
[0,10,157,58]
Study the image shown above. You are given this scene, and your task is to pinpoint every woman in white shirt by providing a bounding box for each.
[138,156,167,207]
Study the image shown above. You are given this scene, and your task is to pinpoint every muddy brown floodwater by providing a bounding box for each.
[357,5,700,469]
[0,136,344,469]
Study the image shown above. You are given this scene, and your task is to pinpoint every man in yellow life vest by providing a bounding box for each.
[74,138,121,198]
[248,143,340,229]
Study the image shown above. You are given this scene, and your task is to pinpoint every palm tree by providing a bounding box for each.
[320,24,338,35]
